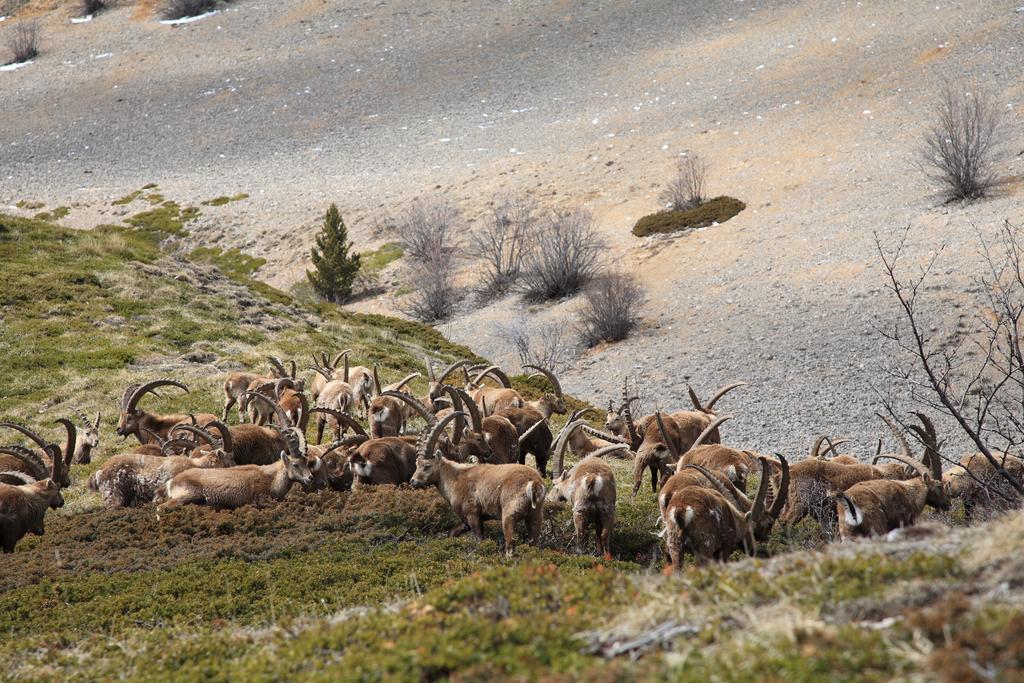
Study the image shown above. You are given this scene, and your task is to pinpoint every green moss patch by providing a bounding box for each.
[125,202,200,237]
[632,195,746,237]
[15,199,45,210]
[360,241,404,274]
[201,193,250,207]
[33,206,70,221]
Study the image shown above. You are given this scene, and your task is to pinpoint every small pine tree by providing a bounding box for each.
[307,203,361,303]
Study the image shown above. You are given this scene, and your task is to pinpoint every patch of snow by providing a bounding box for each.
[159,10,219,25]
[0,60,32,72]
[0,15,7,22]
[71,14,93,23]
[94,52,112,59]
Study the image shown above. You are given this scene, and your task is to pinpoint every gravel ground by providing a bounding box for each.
[2,0,1023,457]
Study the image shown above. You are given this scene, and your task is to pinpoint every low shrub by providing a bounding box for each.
[161,0,218,20]
[577,272,645,347]
[631,195,745,237]
[80,0,106,16]
[7,20,39,64]
[519,208,604,302]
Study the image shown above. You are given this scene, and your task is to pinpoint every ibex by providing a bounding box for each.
[222,356,289,422]
[494,405,553,476]
[309,361,357,444]
[308,350,349,404]
[303,435,366,492]
[68,407,101,464]
[833,451,951,541]
[410,412,545,557]
[907,412,1024,521]
[672,416,758,493]
[89,423,234,508]
[117,379,217,444]
[425,357,469,406]
[347,396,453,485]
[0,444,67,552]
[661,457,772,568]
[367,368,421,438]
[552,412,630,463]
[464,364,523,415]
[442,386,518,465]
[0,418,78,488]
[227,392,312,465]
[809,435,855,464]
[546,448,622,559]
[157,428,316,512]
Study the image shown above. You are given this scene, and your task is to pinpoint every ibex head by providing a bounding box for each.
[279,427,315,487]
[524,365,565,415]
[69,407,101,464]
[410,411,465,488]
[117,379,188,439]
[425,358,467,402]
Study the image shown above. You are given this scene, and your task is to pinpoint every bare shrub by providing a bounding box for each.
[577,272,645,347]
[398,200,458,265]
[660,153,709,210]
[492,320,576,375]
[80,0,106,15]
[470,194,535,299]
[161,0,218,20]
[403,262,460,323]
[7,20,39,64]
[919,86,1005,202]
[519,208,604,302]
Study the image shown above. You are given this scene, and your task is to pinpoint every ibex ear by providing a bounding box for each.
[310,457,323,472]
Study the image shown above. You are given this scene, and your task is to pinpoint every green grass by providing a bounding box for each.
[201,193,250,207]
[632,196,746,237]
[125,201,200,237]
[15,199,45,210]
[33,205,70,221]
[360,241,404,274]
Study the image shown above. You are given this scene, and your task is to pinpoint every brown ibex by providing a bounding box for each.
[349,411,463,487]
[410,413,545,557]
[425,357,470,406]
[156,428,316,512]
[0,418,78,488]
[89,423,234,508]
[443,386,518,465]
[464,364,523,415]
[366,368,421,438]
[661,457,771,568]
[222,356,289,422]
[833,451,951,541]
[495,405,553,476]
[546,449,621,559]
[0,444,67,553]
[117,379,217,444]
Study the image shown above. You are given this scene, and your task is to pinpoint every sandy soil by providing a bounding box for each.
[2,0,1023,452]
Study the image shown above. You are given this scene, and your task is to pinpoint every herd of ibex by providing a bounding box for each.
[2,353,1023,566]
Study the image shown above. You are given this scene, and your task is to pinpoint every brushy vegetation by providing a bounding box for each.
[161,0,220,21]
[519,207,604,302]
[2,207,1023,680]
[201,193,249,207]
[632,195,746,237]
[577,272,645,346]
[6,19,38,64]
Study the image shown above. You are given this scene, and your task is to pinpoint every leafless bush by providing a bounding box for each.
[577,272,645,347]
[80,0,106,15]
[660,153,709,210]
[7,20,39,64]
[403,263,460,323]
[919,86,1005,202]
[519,208,604,302]
[161,0,218,21]
[877,221,1024,498]
[492,320,576,375]
[470,194,535,299]
[398,200,459,265]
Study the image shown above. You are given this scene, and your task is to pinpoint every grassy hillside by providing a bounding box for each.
[1,212,1021,681]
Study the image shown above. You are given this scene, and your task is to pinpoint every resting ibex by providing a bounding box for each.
[227,392,309,465]
[661,458,772,568]
[343,395,430,486]
[222,356,289,422]
[157,428,315,512]
[0,418,78,488]
[833,451,951,541]
[304,435,365,492]
[410,413,545,557]
[117,379,217,444]
[0,444,67,552]
[89,423,234,508]
[546,449,622,559]
[67,407,101,464]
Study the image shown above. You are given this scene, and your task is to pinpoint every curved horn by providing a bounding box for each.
[620,378,641,450]
[281,426,307,457]
[139,427,166,447]
[768,453,789,520]
[372,366,382,394]
[821,437,850,459]
[876,413,911,458]
[421,411,466,458]
[686,385,703,411]
[162,438,197,456]
[308,365,334,382]
[381,390,436,425]
[204,420,233,453]
[518,416,548,446]
[523,364,562,397]
[750,457,772,523]
[553,419,588,477]
[120,383,140,411]
[909,412,942,479]
[810,435,827,459]
[0,470,38,485]
[590,443,630,459]
[704,382,747,411]
[239,391,292,427]
[682,463,735,501]
[331,350,352,369]
[274,377,296,398]
[126,379,189,414]
[169,424,218,449]
[295,392,310,433]
[70,405,94,431]
[874,453,930,479]
[343,354,350,384]
[289,360,297,380]
[452,387,483,434]
[424,356,436,381]
[0,423,48,450]
[580,424,628,444]
[689,415,731,451]
[472,364,507,387]
[437,359,469,384]
[440,386,467,446]
[309,407,367,438]
[654,412,681,461]
[0,445,47,479]
[388,373,421,392]
[267,356,288,377]
[54,417,77,466]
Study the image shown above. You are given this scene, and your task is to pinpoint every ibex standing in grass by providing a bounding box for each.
[0,442,68,552]
[0,418,78,488]
[410,413,545,558]
[547,440,624,559]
